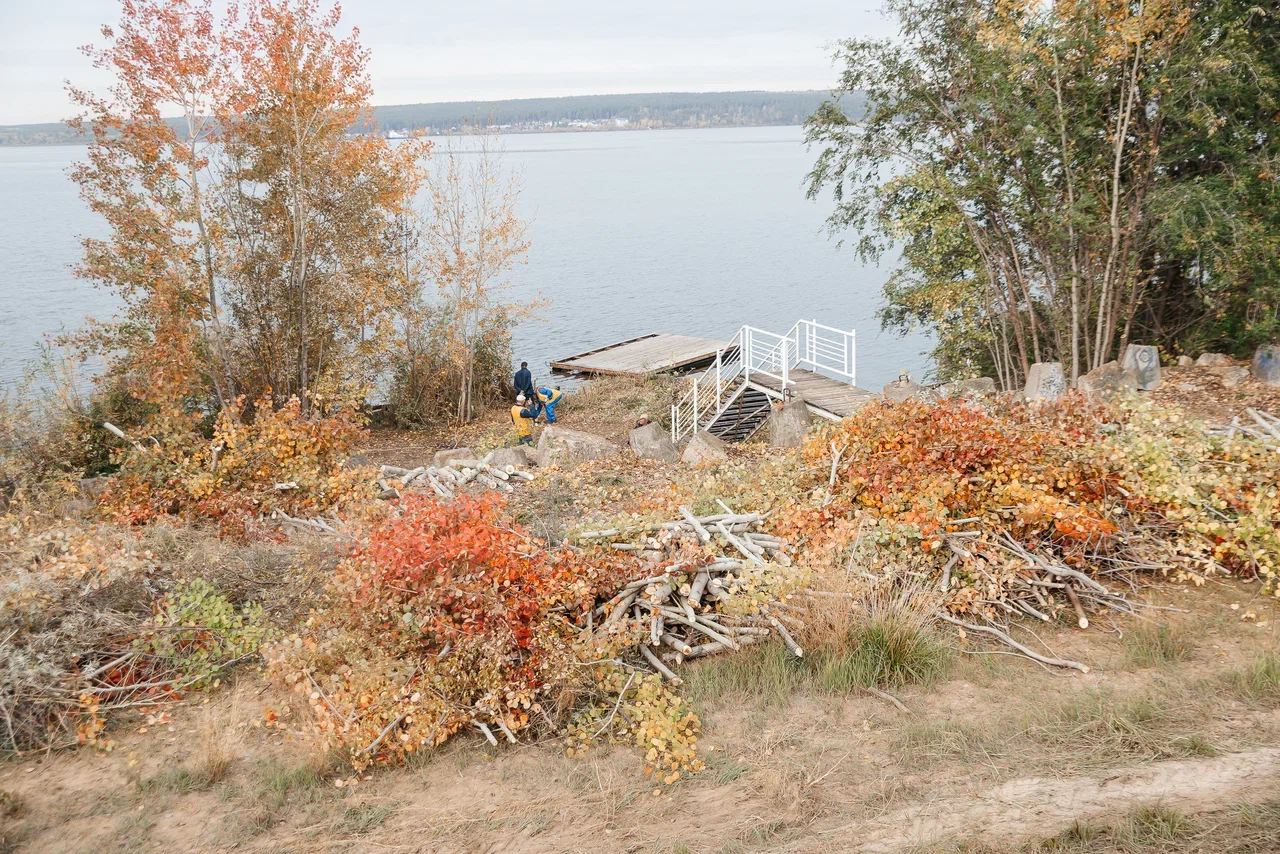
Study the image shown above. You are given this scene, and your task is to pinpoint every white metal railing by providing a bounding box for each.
[792,319,857,384]
[671,329,743,443]
[670,319,857,443]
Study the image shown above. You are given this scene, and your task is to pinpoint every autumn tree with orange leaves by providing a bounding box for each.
[68,0,429,418]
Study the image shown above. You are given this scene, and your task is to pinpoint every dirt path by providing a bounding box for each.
[816,747,1280,853]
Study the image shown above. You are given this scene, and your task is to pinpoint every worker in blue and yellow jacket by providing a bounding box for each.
[536,386,564,423]
[511,394,538,445]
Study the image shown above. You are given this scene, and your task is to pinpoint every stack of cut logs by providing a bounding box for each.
[377,457,535,499]
[577,506,804,682]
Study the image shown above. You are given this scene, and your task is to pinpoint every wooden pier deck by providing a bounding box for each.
[550,333,730,377]
[751,369,879,419]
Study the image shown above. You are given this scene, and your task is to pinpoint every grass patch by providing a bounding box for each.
[686,587,951,708]
[1122,622,1193,667]
[1225,651,1280,705]
[896,688,1216,772]
[139,765,209,796]
[809,605,951,692]
[896,720,997,766]
[336,802,394,835]
[917,800,1280,852]
[1024,691,1217,767]
[256,761,323,802]
[682,642,804,707]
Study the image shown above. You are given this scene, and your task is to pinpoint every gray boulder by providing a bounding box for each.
[883,379,941,403]
[433,447,476,468]
[681,430,729,465]
[1208,365,1251,388]
[1024,362,1067,403]
[769,397,813,448]
[882,379,923,403]
[938,377,997,399]
[1176,355,1195,367]
[1250,345,1280,386]
[1196,353,1233,367]
[1121,344,1161,390]
[535,427,619,468]
[628,421,680,464]
[488,446,532,469]
[343,453,371,471]
[1077,360,1138,401]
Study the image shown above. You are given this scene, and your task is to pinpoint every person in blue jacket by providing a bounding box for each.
[513,361,535,400]
[537,386,564,423]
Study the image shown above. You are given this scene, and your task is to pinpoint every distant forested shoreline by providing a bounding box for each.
[1,90,856,145]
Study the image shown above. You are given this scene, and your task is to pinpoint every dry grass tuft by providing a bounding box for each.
[1225,651,1280,705]
[198,700,240,787]
[1025,691,1217,766]
[685,582,950,708]
[801,580,951,692]
[1122,621,1194,667]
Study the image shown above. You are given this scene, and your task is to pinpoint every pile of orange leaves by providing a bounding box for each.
[791,397,1124,547]
[266,494,637,771]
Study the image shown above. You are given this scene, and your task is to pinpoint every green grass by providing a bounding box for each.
[682,597,950,707]
[810,608,951,692]
[1122,622,1194,667]
[1226,651,1280,705]
[682,641,805,707]
[138,765,209,796]
[336,802,394,835]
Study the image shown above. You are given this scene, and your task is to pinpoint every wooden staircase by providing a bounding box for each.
[704,385,773,442]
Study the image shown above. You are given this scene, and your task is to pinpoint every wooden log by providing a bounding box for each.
[689,572,710,606]
[639,644,681,683]
[769,617,803,657]
[605,591,638,625]
[680,506,712,543]
[660,633,693,656]
[715,522,765,566]
[1063,583,1089,629]
[938,613,1089,672]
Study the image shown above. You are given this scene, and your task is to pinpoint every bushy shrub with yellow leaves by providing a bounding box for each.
[565,668,703,784]
[1113,406,1280,589]
[101,393,371,535]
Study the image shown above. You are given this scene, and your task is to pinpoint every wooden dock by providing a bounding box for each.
[550,333,731,377]
[750,369,879,419]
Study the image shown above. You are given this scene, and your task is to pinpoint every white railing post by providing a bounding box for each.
[693,378,700,424]
[850,328,857,386]
[671,404,677,443]
[810,319,817,373]
[782,334,789,389]
[743,327,751,386]
[715,349,722,404]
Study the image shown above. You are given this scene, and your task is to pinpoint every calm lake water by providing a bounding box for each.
[0,126,930,392]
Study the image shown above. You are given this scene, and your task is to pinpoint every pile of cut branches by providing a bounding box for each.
[783,396,1280,669]
[573,506,806,672]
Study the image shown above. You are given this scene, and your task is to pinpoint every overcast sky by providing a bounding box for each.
[0,0,890,125]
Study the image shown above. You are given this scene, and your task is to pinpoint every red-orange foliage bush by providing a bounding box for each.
[265,494,636,770]
[786,397,1123,551]
[100,394,371,535]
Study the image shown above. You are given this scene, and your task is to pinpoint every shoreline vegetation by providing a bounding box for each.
[0,89,845,147]
[2,0,1279,851]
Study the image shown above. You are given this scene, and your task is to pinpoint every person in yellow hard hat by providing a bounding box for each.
[511,394,538,446]
[536,385,564,423]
